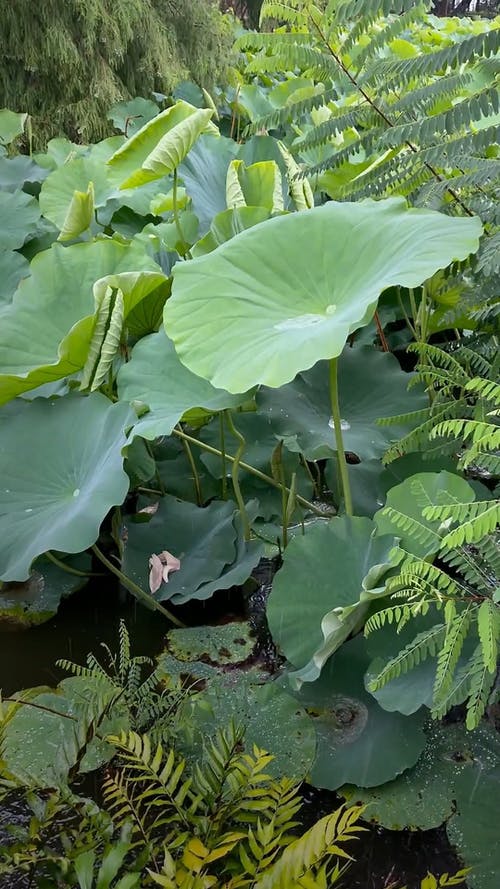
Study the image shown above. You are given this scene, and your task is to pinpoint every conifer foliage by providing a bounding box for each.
[0,0,233,145]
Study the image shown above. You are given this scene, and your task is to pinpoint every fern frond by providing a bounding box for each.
[465,643,498,730]
[247,87,331,135]
[366,623,447,691]
[433,606,474,706]
[423,500,500,549]
[477,598,499,674]
[378,505,440,551]
[253,804,365,889]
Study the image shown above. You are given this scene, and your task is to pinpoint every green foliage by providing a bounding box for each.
[1,0,234,146]
[367,474,500,729]
[380,342,500,477]
[103,722,365,888]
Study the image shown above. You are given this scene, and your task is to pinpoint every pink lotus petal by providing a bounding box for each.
[139,502,159,516]
[148,553,164,594]
[159,550,181,583]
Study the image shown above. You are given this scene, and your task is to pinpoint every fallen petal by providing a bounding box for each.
[148,553,164,593]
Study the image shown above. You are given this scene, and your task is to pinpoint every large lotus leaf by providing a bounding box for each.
[0,250,30,309]
[296,635,427,790]
[192,206,271,257]
[0,155,48,191]
[267,516,398,683]
[108,96,160,136]
[179,135,239,236]
[163,198,482,393]
[0,394,132,581]
[0,238,161,404]
[188,670,316,779]
[0,190,41,250]
[107,101,217,189]
[2,676,128,787]
[342,721,500,889]
[257,346,427,461]
[448,724,500,889]
[374,471,476,558]
[117,330,245,441]
[122,495,238,602]
[0,554,90,629]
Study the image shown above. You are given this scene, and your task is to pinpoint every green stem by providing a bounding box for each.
[397,287,417,339]
[177,425,203,506]
[173,428,332,518]
[329,357,353,517]
[409,288,420,340]
[45,550,102,578]
[224,410,251,541]
[91,544,185,627]
[219,412,227,500]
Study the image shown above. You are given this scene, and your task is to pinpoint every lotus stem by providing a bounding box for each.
[328,357,353,516]
[91,544,185,627]
[219,412,227,500]
[224,410,251,541]
[45,549,102,577]
[172,428,332,518]
[177,425,203,506]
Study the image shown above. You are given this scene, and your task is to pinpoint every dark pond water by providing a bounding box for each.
[0,572,467,889]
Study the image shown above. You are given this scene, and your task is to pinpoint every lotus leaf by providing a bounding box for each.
[342,723,500,889]
[189,670,316,779]
[374,471,477,558]
[179,134,238,235]
[122,495,262,604]
[0,250,30,309]
[164,198,482,393]
[226,159,284,212]
[267,516,398,683]
[0,238,162,404]
[117,330,245,441]
[0,155,48,191]
[257,346,427,461]
[108,97,160,136]
[160,621,255,672]
[0,554,91,629]
[2,676,128,787]
[0,394,132,581]
[0,109,27,145]
[296,635,427,789]
[0,190,41,250]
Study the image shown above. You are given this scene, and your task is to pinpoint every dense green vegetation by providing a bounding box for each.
[0,0,233,145]
[0,0,499,886]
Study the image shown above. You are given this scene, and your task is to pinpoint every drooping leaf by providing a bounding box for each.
[0,394,132,581]
[267,516,399,684]
[257,346,427,461]
[0,109,27,145]
[117,330,246,441]
[164,198,482,393]
[57,181,95,242]
[226,159,284,212]
[107,101,217,189]
[296,635,427,790]
[0,239,162,404]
